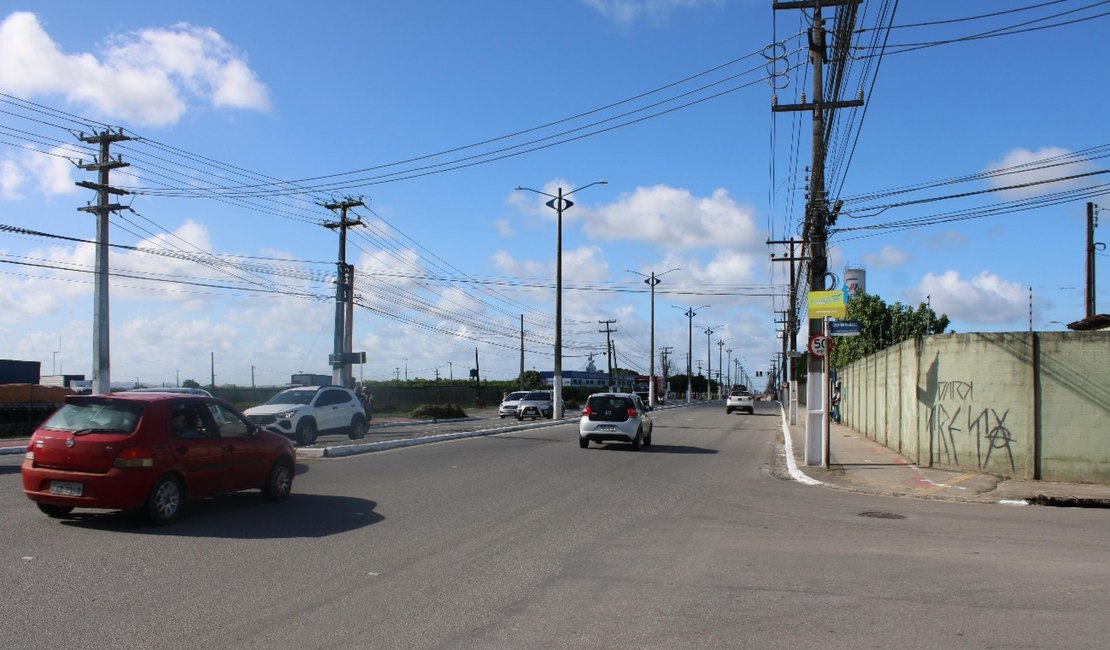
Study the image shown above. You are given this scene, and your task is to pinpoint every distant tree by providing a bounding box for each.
[182,379,201,388]
[829,291,949,368]
[522,370,543,389]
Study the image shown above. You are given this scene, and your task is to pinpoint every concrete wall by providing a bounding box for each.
[839,331,1110,484]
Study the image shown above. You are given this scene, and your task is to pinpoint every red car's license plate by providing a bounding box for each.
[49,481,83,496]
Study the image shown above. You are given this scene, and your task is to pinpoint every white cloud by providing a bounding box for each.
[984,146,1093,199]
[495,219,512,237]
[491,246,609,284]
[585,185,761,251]
[0,145,79,201]
[0,159,25,199]
[909,270,1027,325]
[581,0,723,27]
[0,11,270,127]
[861,245,909,268]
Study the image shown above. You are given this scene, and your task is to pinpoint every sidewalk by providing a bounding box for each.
[780,404,1110,507]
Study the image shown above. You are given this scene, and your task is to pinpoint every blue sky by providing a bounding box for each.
[1,1,1107,388]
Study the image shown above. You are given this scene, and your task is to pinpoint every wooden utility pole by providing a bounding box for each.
[322,198,364,387]
[76,128,131,395]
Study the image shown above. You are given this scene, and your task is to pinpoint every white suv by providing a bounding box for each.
[244,386,367,446]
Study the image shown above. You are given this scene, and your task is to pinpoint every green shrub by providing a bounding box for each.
[410,403,467,420]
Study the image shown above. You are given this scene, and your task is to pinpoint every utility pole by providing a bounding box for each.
[660,346,673,402]
[773,0,862,465]
[210,352,215,393]
[519,314,525,390]
[704,326,717,400]
[716,340,724,400]
[474,347,481,401]
[599,319,617,390]
[726,348,732,389]
[76,128,131,394]
[322,197,364,387]
[1087,202,1102,318]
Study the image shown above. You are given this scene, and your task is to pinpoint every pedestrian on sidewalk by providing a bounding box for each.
[830,382,841,423]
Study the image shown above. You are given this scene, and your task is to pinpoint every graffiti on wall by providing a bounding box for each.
[926,380,1016,472]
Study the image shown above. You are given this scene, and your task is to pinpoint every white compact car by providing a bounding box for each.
[579,392,653,450]
[726,389,754,415]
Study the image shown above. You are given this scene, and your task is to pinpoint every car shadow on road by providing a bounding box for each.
[592,443,718,454]
[60,492,383,538]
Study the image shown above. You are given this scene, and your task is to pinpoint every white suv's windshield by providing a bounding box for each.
[522,391,550,401]
[265,389,316,406]
[503,392,528,401]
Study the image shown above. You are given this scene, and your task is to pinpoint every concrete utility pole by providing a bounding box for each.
[76,128,131,395]
[1087,202,1101,318]
[773,0,862,465]
[717,340,725,399]
[599,319,617,390]
[726,348,732,389]
[519,314,525,390]
[704,326,717,400]
[322,197,364,387]
[660,346,673,402]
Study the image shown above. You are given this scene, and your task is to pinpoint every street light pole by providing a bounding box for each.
[717,339,724,400]
[726,348,732,389]
[630,268,679,407]
[704,325,716,401]
[674,305,708,403]
[515,180,608,419]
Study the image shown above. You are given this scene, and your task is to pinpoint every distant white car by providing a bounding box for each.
[498,391,530,418]
[515,390,560,420]
[579,392,653,450]
[726,389,754,415]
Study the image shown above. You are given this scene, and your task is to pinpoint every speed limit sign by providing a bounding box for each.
[808,335,831,357]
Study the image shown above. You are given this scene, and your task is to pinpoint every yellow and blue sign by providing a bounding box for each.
[807,288,848,318]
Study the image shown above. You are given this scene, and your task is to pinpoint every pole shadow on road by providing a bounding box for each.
[59,492,383,538]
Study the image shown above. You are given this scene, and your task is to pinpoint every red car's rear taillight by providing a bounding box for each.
[114,447,154,468]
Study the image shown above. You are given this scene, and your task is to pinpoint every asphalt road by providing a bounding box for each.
[2,402,1108,649]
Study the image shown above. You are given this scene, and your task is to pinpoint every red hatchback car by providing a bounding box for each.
[22,392,296,525]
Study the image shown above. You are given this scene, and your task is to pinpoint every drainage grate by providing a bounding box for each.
[858,511,906,520]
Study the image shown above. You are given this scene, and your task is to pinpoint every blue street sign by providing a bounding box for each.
[829,320,861,337]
